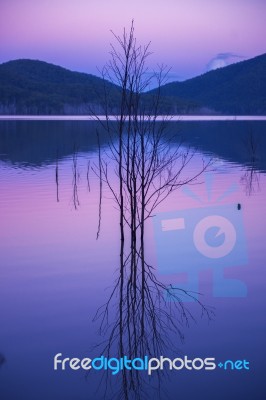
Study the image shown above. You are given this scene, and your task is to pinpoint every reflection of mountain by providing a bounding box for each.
[0,121,266,171]
[173,121,266,171]
[1,54,266,115]
[0,121,102,166]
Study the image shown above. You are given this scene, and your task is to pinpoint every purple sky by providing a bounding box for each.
[0,0,266,81]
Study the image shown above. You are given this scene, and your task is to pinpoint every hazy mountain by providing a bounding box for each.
[150,53,266,115]
[0,54,266,115]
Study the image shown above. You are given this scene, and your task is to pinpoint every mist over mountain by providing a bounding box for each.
[0,54,265,115]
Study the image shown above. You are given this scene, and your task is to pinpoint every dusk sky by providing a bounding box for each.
[1,0,266,81]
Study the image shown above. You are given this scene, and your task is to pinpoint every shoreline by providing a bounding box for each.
[0,115,266,121]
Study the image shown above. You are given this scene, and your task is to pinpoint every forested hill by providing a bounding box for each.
[0,59,121,114]
[0,54,266,115]
[149,53,266,115]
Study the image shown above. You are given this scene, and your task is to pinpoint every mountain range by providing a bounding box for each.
[0,53,265,115]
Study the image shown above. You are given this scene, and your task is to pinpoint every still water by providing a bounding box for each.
[0,120,266,399]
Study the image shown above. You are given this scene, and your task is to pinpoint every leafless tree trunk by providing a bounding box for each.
[93,21,213,399]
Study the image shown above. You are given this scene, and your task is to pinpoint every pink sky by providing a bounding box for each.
[0,0,266,80]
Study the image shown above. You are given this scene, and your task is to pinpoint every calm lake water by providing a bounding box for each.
[0,120,266,399]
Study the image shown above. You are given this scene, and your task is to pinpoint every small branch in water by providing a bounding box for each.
[96,131,102,240]
[72,144,80,210]
[55,148,59,202]
[87,159,91,192]
[0,353,6,368]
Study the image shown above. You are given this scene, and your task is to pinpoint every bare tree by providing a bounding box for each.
[93,21,212,399]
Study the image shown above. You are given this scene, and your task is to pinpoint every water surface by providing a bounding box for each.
[0,120,266,399]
